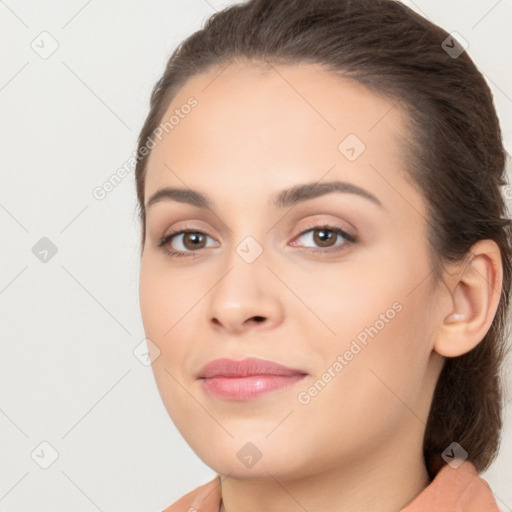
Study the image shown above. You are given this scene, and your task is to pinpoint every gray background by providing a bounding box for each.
[1,0,511,511]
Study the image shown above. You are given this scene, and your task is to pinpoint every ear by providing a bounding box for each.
[433,239,503,358]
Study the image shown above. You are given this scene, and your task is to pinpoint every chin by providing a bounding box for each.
[190,438,310,481]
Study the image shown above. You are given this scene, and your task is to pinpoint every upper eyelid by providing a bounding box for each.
[167,223,350,238]
[164,222,355,247]
[163,214,354,236]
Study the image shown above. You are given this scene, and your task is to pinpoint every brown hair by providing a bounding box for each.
[134,0,512,472]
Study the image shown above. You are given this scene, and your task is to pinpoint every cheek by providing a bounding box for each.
[325,289,433,424]
[139,260,194,422]
[139,256,213,394]
[290,301,432,463]
[139,260,166,342]
[299,252,434,411]
[139,257,192,341]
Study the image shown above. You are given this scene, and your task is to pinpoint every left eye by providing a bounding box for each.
[291,225,356,251]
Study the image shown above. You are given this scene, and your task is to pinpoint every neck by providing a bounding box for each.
[219,434,430,512]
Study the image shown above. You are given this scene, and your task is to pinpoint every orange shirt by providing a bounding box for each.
[162,460,500,512]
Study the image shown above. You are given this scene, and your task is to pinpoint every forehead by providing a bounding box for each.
[144,61,424,220]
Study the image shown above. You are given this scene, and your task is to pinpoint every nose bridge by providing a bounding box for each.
[216,230,268,300]
[220,209,269,268]
[205,225,282,331]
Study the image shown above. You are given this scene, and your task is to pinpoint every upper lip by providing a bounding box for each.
[197,357,308,379]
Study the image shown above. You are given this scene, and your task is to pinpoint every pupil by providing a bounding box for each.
[187,233,203,247]
[315,229,333,247]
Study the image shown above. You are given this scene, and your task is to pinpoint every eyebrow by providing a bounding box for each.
[145,180,384,211]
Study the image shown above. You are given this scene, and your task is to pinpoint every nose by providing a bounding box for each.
[211,314,266,329]
[206,256,284,335]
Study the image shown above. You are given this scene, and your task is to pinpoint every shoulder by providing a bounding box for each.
[161,475,222,512]
[402,459,500,511]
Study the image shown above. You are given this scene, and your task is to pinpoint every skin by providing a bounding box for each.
[138,61,502,512]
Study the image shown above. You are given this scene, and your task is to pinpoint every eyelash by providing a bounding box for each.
[157,223,357,259]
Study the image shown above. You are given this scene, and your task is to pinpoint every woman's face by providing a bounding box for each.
[139,62,445,479]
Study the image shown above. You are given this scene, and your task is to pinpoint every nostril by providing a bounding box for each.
[252,316,265,323]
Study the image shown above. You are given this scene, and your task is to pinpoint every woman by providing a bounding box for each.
[135,0,511,510]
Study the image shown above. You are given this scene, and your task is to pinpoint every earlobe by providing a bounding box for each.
[433,239,503,358]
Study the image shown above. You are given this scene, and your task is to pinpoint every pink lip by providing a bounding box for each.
[197,357,308,400]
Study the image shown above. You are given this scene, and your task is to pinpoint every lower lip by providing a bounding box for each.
[200,374,306,400]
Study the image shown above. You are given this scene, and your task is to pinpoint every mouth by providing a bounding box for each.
[199,374,307,400]
[197,357,308,401]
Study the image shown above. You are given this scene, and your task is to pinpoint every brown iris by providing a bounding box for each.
[312,228,337,248]
[182,232,207,250]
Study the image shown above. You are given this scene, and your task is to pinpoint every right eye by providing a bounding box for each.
[157,229,218,258]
